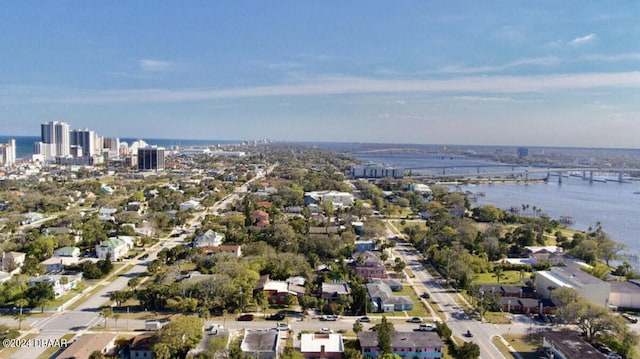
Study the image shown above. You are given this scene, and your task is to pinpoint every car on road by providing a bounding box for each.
[420,293,430,299]
[321,315,338,321]
[139,253,149,260]
[464,330,473,338]
[266,313,285,321]
[357,316,371,323]
[406,317,423,323]
[276,323,290,331]
[317,328,333,334]
[237,314,254,321]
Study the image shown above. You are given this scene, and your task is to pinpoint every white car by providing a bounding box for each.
[276,323,290,331]
[407,317,423,323]
[318,328,333,334]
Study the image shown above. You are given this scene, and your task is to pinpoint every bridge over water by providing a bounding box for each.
[406,166,640,184]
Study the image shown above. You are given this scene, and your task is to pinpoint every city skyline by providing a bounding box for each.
[1,1,640,148]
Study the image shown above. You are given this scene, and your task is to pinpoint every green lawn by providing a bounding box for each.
[474,270,530,285]
[502,333,543,359]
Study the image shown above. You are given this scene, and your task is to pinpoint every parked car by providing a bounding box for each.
[267,313,286,321]
[317,328,333,334]
[407,317,423,323]
[358,316,371,323]
[621,312,638,323]
[416,324,436,332]
[237,314,254,321]
[139,253,149,260]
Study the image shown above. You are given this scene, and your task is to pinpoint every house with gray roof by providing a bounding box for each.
[321,282,351,301]
[193,229,225,247]
[241,329,280,359]
[366,281,413,313]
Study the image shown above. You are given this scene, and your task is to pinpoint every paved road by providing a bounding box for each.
[8,166,275,358]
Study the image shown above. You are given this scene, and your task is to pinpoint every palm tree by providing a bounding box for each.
[100,307,113,328]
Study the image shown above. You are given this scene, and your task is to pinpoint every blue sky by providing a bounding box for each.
[1,1,640,147]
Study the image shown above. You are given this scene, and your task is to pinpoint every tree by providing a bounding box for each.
[100,307,113,327]
[14,298,29,330]
[110,290,133,308]
[353,321,363,334]
[456,341,480,359]
[558,299,620,342]
[493,266,504,284]
[152,315,204,358]
[376,316,394,356]
[26,282,55,312]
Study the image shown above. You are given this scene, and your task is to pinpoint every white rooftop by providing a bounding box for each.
[300,333,344,354]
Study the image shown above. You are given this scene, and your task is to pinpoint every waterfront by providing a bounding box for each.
[346,146,640,266]
[0,136,241,161]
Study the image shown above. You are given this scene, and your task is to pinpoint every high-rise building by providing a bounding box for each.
[38,121,70,160]
[137,146,165,171]
[70,128,96,157]
[0,139,16,167]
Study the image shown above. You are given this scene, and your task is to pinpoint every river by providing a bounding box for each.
[344,146,640,266]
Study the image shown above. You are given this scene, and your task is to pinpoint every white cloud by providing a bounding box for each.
[571,33,597,46]
[6,71,640,106]
[139,59,174,72]
[438,56,560,74]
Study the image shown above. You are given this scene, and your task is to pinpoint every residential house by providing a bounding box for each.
[255,275,306,305]
[0,251,25,272]
[480,284,536,299]
[358,331,444,359]
[321,282,351,301]
[96,238,128,260]
[99,185,114,196]
[252,210,270,229]
[541,331,606,359]
[98,207,118,221]
[180,199,201,211]
[199,244,242,258]
[535,264,611,307]
[353,251,387,279]
[127,201,148,214]
[300,333,344,359]
[304,191,354,208]
[44,227,82,243]
[366,281,413,313]
[241,329,280,359]
[40,256,80,273]
[192,230,225,247]
[21,212,44,225]
[128,333,154,359]
[54,246,81,258]
[354,240,376,252]
[28,272,83,298]
[58,333,118,359]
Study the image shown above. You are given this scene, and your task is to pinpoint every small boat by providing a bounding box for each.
[634,191,640,195]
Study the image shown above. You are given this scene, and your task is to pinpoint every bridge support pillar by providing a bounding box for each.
[589,171,594,183]
[619,171,624,182]
[525,170,529,182]
[477,166,480,174]
[558,172,562,184]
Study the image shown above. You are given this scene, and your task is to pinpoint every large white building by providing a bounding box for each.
[0,138,16,167]
[35,121,70,161]
[535,265,611,307]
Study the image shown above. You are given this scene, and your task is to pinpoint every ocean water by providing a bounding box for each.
[0,136,240,160]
